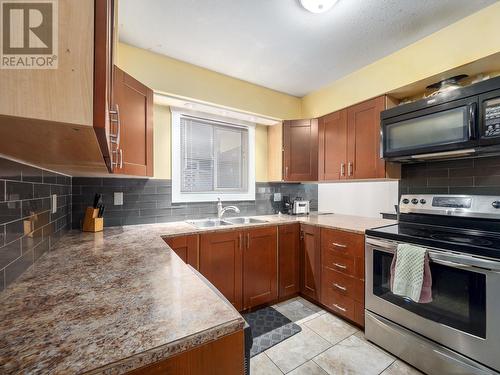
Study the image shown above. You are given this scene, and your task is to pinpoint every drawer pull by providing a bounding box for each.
[333,262,347,269]
[332,303,347,312]
[331,242,347,249]
[333,283,347,291]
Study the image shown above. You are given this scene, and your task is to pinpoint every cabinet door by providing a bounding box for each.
[163,235,199,269]
[300,224,321,301]
[200,231,243,311]
[94,0,115,172]
[278,224,300,299]
[243,226,278,309]
[319,110,348,181]
[112,66,154,176]
[283,119,318,181]
[347,96,386,179]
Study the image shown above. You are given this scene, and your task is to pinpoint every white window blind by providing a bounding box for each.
[180,116,248,193]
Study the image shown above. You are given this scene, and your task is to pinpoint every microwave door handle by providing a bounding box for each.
[468,103,477,140]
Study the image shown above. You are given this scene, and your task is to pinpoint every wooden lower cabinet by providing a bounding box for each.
[127,330,244,375]
[278,224,300,299]
[243,226,278,309]
[300,224,321,301]
[200,231,243,311]
[320,228,366,326]
[165,224,366,328]
[163,235,199,269]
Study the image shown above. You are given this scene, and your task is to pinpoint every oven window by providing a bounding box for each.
[373,250,486,338]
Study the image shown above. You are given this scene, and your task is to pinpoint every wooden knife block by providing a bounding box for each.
[82,207,103,232]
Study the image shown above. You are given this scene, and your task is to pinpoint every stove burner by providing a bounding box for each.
[430,234,494,247]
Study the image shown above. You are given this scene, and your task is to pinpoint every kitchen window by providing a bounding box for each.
[172,110,255,202]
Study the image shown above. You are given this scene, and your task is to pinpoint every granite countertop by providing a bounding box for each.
[160,213,395,238]
[0,213,395,374]
[0,226,245,375]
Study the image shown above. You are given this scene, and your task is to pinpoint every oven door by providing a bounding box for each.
[382,97,478,160]
[365,236,500,372]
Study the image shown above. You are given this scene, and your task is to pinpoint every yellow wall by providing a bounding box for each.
[255,125,269,182]
[153,105,171,179]
[302,2,500,118]
[117,43,302,120]
[153,104,269,182]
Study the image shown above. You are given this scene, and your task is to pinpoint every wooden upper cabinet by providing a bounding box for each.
[200,231,243,311]
[283,119,318,181]
[243,226,278,309]
[300,224,321,301]
[278,224,300,299]
[112,66,154,176]
[163,235,199,269]
[347,96,386,179]
[319,109,348,181]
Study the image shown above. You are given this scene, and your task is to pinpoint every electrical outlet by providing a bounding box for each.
[114,192,123,206]
[273,193,282,202]
[51,194,57,214]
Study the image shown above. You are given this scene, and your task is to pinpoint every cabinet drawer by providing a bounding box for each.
[320,228,364,257]
[321,288,356,321]
[322,249,355,276]
[321,267,364,303]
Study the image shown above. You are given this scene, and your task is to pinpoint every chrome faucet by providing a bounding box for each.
[217,198,240,219]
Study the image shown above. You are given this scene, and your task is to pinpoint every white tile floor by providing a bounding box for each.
[250,297,423,375]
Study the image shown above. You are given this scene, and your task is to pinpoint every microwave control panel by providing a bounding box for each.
[484,98,500,137]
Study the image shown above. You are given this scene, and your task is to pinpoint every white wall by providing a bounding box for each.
[318,181,399,218]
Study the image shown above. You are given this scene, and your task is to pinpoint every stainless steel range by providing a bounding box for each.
[365,194,500,375]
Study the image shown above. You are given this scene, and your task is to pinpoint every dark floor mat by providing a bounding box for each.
[243,306,302,357]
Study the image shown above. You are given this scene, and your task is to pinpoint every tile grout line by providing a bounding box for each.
[377,359,396,375]
[269,324,334,374]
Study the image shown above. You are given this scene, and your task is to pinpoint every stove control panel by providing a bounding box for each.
[399,194,500,218]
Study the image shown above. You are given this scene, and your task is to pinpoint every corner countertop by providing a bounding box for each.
[0,213,394,374]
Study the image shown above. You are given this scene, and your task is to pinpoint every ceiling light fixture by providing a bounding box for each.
[300,0,338,14]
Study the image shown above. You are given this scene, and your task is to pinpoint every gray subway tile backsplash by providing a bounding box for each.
[0,157,72,292]
[400,156,500,197]
[72,178,318,229]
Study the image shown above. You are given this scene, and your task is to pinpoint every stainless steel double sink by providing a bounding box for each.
[186,217,268,228]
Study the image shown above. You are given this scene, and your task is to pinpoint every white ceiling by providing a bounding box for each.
[119,0,496,97]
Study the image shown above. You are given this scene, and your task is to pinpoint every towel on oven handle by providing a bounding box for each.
[390,244,433,303]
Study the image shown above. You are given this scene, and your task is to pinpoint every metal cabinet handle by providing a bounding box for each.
[340,163,345,177]
[239,234,243,251]
[247,233,250,249]
[333,283,347,291]
[332,242,347,249]
[111,149,119,170]
[332,303,346,312]
[333,262,347,269]
[119,149,123,169]
[348,162,353,176]
[109,104,121,146]
[285,166,289,180]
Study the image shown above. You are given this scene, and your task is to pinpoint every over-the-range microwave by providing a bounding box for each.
[381,76,500,161]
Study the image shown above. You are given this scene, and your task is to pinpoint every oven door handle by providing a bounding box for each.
[366,236,500,273]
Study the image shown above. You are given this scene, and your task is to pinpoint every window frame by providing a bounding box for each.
[171,109,256,203]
